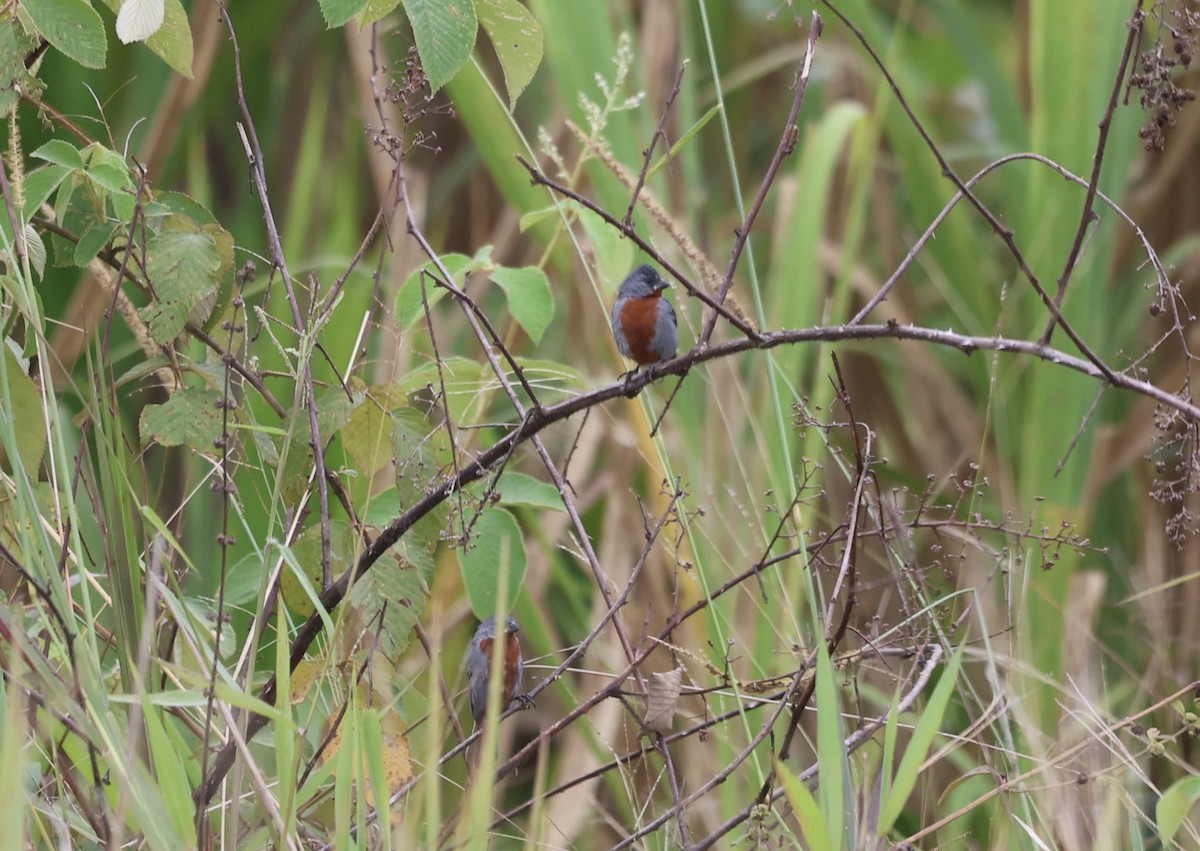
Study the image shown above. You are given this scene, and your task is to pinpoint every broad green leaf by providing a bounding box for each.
[495,471,564,511]
[31,140,84,169]
[84,162,132,194]
[140,224,219,343]
[340,384,407,477]
[518,206,559,233]
[346,550,427,658]
[281,520,354,617]
[318,0,370,27]
[21,0,107,68]
[19,165,71,223]
[95,0,192,75]
[776,759,831,851]
[358,0,402,25]
[404,0,476,91]
[396,253,471,329]
[476,0,543,108]
[878,643,964,832]
[1157,775,1200,844]
[461,507,525,617]
[74,221,116,266]
[0,343,47,474]
[0,21,34,117]
[138,388,223,450]
[490,264,554,344]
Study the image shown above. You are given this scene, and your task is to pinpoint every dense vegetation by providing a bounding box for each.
[2,0,1200,847]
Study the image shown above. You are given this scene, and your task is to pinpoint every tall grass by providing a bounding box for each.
[2,0,1198,848]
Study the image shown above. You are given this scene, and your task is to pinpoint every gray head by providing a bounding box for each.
[617,264,669,300]
[475,615,520,640]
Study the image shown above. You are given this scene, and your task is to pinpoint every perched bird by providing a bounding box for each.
[611,264,678,383]
[466,615,532,726]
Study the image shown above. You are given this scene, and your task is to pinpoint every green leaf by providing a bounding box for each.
[476,0,543,108]
[1157,775,1200,844]
[776,758,831,851]
[74,221,116,265]
[139,388,223,450]
[21,0,107,69]
[319,0,370,27]
[358,0,402,25]
[0,343,48,474]
[0,21,42,118]
[494,471,563,511]
[31,140,84,169]
[490,265,554,344]
[396,253,471,329]
[461,507,526,617]
[93,0,192,75]
[140,223,220,343]
[340,384,408,477]
[347,551,427,657]
[404,0,476,91]
[145,0,192,75]
[20,165,71,220]
[878,643,964,832]
[815,641,848,850]
[141,702,197,847]
[281,521,355,618]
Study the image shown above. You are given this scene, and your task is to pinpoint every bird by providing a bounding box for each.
[611,264,678,384]
[466,615,533,726]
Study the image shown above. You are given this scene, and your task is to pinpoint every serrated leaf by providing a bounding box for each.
[476,0,542,108]
[0,21,41,118]
[21,0,107,69]
[340,384,408,477]
[74,221,117,265]
[494,471,563,511]
[138,388,223,450]
[404,0,476,91]
[23,225,46,279]
[115,0,164,44]
[461,507,525,617]
[140,225,219,343]
[357,0,401,25]
[490,265,554,344]
[319,0,370,27]
[346,551,427,658]
[20,165,71,223]
[96,0,193,75]
[142,0,192,76]
[31,140,84,169]
[85,162,132,193]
